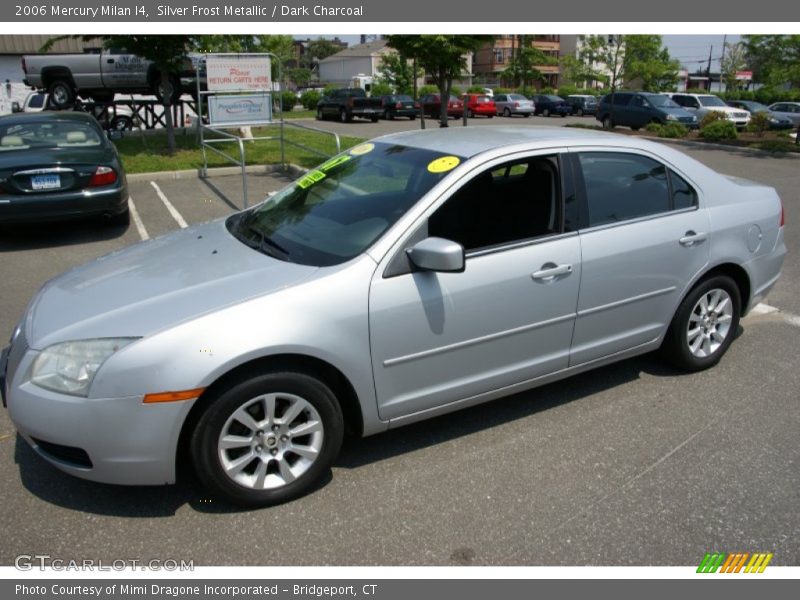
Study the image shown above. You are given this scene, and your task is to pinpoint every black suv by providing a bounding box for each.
[565,95,598,116]
[596,92,698,130]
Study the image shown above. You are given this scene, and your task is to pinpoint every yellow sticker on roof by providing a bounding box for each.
[349,143,375,156]
[427,156,460,173]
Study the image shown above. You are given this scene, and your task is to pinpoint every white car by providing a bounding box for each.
[670,93,751,128]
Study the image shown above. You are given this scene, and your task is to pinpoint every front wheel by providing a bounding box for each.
[316,107,323,121]
[576,108,584,117]
[191,371,344,507]
[661,275,741,372]
[602,116,615,129]
[466,109,473,118]
[110,116,133,131]
[339,108,350,123]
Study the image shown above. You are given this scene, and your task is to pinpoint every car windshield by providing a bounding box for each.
[545,95,563,102]
[742,101,768,111]
[0,119,103,151]
[393,95,413,102]
[509,94,527,101]
[698,96,727,107]
[227,142,466,267]
[648,95,680,108]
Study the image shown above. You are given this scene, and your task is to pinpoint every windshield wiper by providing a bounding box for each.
[242,224,291,261]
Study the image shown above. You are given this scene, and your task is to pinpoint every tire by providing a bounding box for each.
[602,116,615,129]
[339,108,350,123]
[503,107,511,117]
[488,114,493,119]
[382,110,390,120]
[523,113,530,118]
[110,116,133,131]
[576,108,584,117]
[543,108,550,117]
[410,114,416,121]
[560,113,567,118]
[154,76,182,104]
[631,126,640,131]
[467,109,474,118]
[661,275,741,372]
[191,371,345,507]
[48,80,76,109]
[370,115,379,123]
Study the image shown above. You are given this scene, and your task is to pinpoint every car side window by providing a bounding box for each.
[613,94,631,106]
[577,152,670,227]
[428,156,562,252]
[669,170,698,210]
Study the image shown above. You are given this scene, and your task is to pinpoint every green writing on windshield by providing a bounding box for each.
[296,169,327,189]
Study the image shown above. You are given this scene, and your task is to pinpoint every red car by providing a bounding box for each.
[463,94,496,118]
[420,93,463,119]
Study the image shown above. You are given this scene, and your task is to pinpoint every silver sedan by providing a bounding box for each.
[2,128,786,506]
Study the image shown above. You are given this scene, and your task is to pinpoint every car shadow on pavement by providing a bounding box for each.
[0,219,127,251]
[13,343,727,516]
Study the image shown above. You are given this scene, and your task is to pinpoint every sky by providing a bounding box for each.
[304,34,744,72]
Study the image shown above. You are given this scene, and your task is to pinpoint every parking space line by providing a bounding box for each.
[149,181,188,229]
[127,196,149,241]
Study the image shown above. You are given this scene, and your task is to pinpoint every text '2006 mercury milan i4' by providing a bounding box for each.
[1,127,786,507]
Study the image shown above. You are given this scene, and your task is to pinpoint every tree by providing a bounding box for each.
[501,37,554,93]
[578,35,624,91]
[622,35,680,92]
[302,38,343,71]
[559,54,607,89]
[720,42,748,92]
[387,35,493,127]
[376,51,423,96]
[742,35,800,88]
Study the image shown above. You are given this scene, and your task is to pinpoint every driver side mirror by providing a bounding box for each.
[406,237,465,273]
[11,101,21,113]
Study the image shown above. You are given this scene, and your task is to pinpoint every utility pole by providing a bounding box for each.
[720,35,727,92]
[706,45,713,91]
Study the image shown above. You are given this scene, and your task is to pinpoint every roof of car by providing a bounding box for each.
[375,126,654,158]
[0,111,99,126]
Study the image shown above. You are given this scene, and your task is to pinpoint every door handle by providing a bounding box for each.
[532,263,573,281]
[679,231,708,246]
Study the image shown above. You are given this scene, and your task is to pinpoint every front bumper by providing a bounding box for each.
[0,184,127,224]
[5,342,193,485]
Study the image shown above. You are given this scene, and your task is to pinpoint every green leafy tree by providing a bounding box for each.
[302,38,344,70]
[502,37,554,93]
[578,35,624,91]
[742,35,800,88]
[559,54,606,89]
[622,35,680,92]
[376,52,423,96]
[387,35,493,127]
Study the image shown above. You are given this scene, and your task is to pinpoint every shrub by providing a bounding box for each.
[467,85,487,94]
[746,111,772,137]
[557,84,581,98]
[645,122,664,134]
[755,140,797,153]
[493,87,512,95]
[300,90,322,111]
[659,123,690,138]
[418,84,439,96]
[698,110,727,129]
[700,120,738,140]
[450,85,462,96]
[278,91,297,111]
[370,82,393,97]
[539,86,556,95]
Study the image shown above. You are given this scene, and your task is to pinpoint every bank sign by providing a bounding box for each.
[206,56,271,92]
[208,94,273,125]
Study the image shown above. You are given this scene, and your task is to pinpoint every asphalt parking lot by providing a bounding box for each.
[0,123,798,567]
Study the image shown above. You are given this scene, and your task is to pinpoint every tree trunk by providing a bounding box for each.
[161,69,176,155]
[439,67,450,128]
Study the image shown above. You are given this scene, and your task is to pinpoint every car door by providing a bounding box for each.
[569,150,710,366]
[369,152,582,421]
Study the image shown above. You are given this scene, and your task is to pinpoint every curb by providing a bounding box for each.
[126,163,307,183]
[638,134,800,158]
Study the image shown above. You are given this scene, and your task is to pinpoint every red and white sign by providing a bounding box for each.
[735,71,753,81]
[206,56,272,92]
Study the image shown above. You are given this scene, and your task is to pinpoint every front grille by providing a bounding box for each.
[732,112,748,119]
[31,437,93,468]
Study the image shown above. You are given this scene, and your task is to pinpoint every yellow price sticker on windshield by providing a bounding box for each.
[319,154,352,172]
[427,156,460,173]
[296,169,327,189]
[349,143,375,156]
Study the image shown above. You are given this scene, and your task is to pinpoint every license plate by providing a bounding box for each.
[31,174,60,190]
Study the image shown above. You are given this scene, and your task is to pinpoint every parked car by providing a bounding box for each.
[315,88,382,123]
[2,127,786,507]
[494,93,534,117]
[462,93,496,118]
[420,93,463,119]
[531,94,571,117]
[669,93,750,128]
[0,111,128,225]
[596,92,698,130]
[766,102,800,127]
[12,92,138,131]
[565,94,598,116]
[377,94,418,120]
[726,100,794,130]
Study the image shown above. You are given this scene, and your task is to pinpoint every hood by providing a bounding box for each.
[660,107,695,118]
[26,219,318,349]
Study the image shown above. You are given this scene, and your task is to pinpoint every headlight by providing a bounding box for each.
[691,115,697,121]
[666,114,678,121]
[31,338,138,396]
[770,118,779,124]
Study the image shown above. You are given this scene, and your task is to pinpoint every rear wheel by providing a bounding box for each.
[576,108,584,117]
[467,109,474,118]
[316,107,323,120]
[110,115,133,131]
[106,207,130,227]
[602,115,615,129]
[191,371,344,507]
[661,275,741,371]
[543,108,550,117]
[48,80,76,109]
[503,107,511,117]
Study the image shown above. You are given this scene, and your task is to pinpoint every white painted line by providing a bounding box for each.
[150,181,188,229]
[783,313,800,328]
[127,196,149,241]
[751,303,780,316]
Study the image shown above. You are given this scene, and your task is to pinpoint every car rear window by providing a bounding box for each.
[0,119,103,151]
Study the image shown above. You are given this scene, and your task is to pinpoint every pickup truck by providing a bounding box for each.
[22,49,196,109]
[315,88,383,123]
[11,92,138,131]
